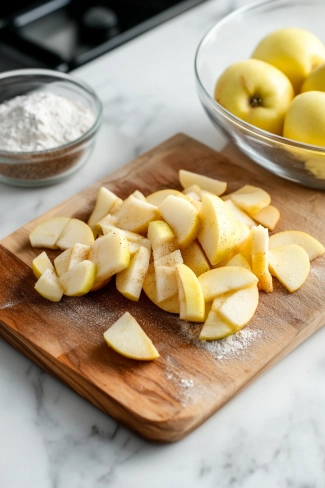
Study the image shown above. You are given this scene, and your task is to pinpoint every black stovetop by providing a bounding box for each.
[0,0,206,72]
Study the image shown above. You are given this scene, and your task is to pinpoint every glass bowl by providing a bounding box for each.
[0,69,102,187]
[195,0,325,190]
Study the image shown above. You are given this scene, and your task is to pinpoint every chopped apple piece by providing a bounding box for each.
[249,204,280,231]
[131,190,147,201]
[198,266,258,302]
[154,249,183,267]
[34,268,64,302]
[227,185,271,214]
[159,195,199,248]
[218,285,259,328]
[104,312,159,361]
[116,246,150,301]
[155,265,178,302]
[29,217,70,249]
[268,244,310,292]
[93,214,118,235]
[199,310,235,340]
[56,219,94,250]
[176,263,205,322]
[198,192,239,266]
[224,199,256,227]
[59,260,96,296]
[146,189,188,207]
[142,263,180,313]
[115,195,159,234]
[182,184,202,201]
[225,253,251,270]
[54,243,90,277]
[181,240,211,277]
[179,169,227,196]
[32,251,54,279]
[269,230,325,261]
[251,225,273,292]
[147,220,177,260]
[87,187,120,230]
[89,232,130,290]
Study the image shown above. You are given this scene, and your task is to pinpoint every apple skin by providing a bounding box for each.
[214,59,294,135]
[252,28,325,94]
[301,64,325,93]
[283,91,325,147]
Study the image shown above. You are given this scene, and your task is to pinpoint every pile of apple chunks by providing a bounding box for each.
[30,170,325,360]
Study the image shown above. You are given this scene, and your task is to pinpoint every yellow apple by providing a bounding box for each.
[155,265,178,302]
[252,28,325,93]
[115,246,150,301]
[283,91,325,147]
[268,243,310,292]
[214,59,294,135]
[159,195,200,248]
[225,185,271,215]
[147,220,177,260]
[225,253,251,270]
[142,262,180,314]
[104,312,159,361]
[198,266,258,302]
[199,310,235,341]
[249,204,280,231]
[268,230,325,261]
[29,217,70,249]
[34,268,64,302]
[87,187,120,231]
[32,251,54,278]
[181,240,210,277]
[146,189,188,207]
[176,263,205,322]
[59,260,97,297]
[251,225,273,292]
[115,195,159,234]
[217,285,259,329]
[301,63,325,93]
[224,199,256,228]
[54,243,90,277]
[55,218,94,250]
[179,169,227,196]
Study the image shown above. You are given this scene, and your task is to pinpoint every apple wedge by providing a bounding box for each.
[217,285,259,328]
[116,246,150,301]
[154,249,183,267]
[155,265,178,302]
[251,225,273,292]
[198,266,258,302]
[56,218,94,250]
[54,243,90,277]
[225,253,251,270]
[224,199,256,227]
[29,217,70,249]
[142,262,180,313]
[32,251,54,278]
[181,240,210,277]
[268,243,310,292]
[115,194,159,234]
[59,260,96,297]
[269,230,325,261]
[104,312,159,361]
[199,310,236,341]
[249,205,280,231]
[147,220,177,260]
[179,169,227,196]
[34,268,64,302]
[226,185,271,214]
[198,192,239,266]
[89,232,130,290]
[159,195,200,248]
[146,188,188,207]
[176,263,205,322]
[87,187,120,230]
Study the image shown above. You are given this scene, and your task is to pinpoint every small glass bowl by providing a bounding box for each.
[0,69,102,187]
[195,0,325,190]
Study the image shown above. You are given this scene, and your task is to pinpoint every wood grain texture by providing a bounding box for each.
[0,134,325,442]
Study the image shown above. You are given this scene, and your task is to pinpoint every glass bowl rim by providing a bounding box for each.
[194,0,325,155]
[0,68,103,158]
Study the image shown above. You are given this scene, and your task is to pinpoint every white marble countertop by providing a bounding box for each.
[1,1,325,486]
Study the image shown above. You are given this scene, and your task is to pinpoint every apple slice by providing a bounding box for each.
[94,214,118,235]
[59,260,96,297]
[104,312,159,361]
[32,251,54,278]
[182,184,202,201]
[269,230,325,261]
[89,232,130,290]
[226,185,271,214]
[218,285,259,328]
[29,217,70,249]
[159,195,199,248]
[155,265,178,302]
[56,219,94,250]
[251,225,273,292]
[87,187,120,230]
[198,192,239,266]
[116,246,150,301]
[115,195,159,234]
[176,263,205,322]
[198,266,258,302]
[224,199,256,227]
[146,188,188,207]
[268,243,310,292]
[142,263,180,313]
[179,169,227,196]
[225,253,251,270]
[199,310,235,340]
[147,220,177,260]
[181,240,210,277]
[34,268,64,302]
[154,249,183,267]
[54,243,90,277]
[249,205,280,231]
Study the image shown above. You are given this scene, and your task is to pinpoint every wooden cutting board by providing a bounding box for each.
[1,133,325,442]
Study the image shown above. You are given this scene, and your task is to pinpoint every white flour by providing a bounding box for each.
[0,91,95,152]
